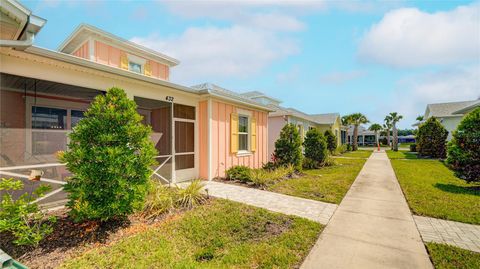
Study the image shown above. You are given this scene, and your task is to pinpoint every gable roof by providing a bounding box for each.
[426,100,478,118]
[452,100,480,114]
[311,113,340,125]
[58,24,179,67]
[192,83,274,112]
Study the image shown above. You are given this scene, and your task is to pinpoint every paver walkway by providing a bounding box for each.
[414,215,480,253]
[301,150,433,269]
[198,181,338,224]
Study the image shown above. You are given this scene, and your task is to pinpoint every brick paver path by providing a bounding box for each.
[414,215,480,252]
[301,150,433,269]
[199,181,338,224]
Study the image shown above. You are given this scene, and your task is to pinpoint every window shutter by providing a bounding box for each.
[230,113,239,153]
[120,53,128,70]
[144,62,152,76]
[250,117,257,152]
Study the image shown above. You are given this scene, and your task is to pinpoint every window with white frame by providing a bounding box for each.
[127,54,146,74]
[238,115,249,151]
[128,62,142,74]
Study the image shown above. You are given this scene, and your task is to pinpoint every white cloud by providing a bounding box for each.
[358,3,480,67]
[390,65,480,127]
[131,25,299,84]
[276,65,301,83]
[319,70,367,84]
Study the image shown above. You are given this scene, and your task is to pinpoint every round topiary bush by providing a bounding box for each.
[416,117,448,158]
[60,87,157,222]
[324,130,337,153]
[446,107,480,183]
[303,128,328,168]
[274,124,303,170]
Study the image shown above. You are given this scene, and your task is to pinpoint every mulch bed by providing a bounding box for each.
[0,206,194,269]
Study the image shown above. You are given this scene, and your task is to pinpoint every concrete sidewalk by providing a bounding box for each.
[301,150,432,269]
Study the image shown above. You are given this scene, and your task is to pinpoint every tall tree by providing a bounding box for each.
[383,116,393,148]
[416,115,424,122]
[388,112,403,151]
[368,123,382,149]
[343,113,369,151]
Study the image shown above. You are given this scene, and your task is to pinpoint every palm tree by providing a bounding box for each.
[368,123,382,149]
[344,113,369,151]
[388,112,403,151]
[416,115,424,122]
[384,116,393,149]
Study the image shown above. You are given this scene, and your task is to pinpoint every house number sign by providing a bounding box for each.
[166,96,174,102]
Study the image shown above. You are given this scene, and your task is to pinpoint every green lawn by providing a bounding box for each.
[339,150,373,159]
[60,199,322,269]
[426,243,480,269]
[386,150,418,159]
[268,158,367,204]
[390,159,480,224]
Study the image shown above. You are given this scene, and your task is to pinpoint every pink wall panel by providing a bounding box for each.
[73,42,89,59]
[95,41,109,65]
[91,41,169,80]
[210,100,268,178]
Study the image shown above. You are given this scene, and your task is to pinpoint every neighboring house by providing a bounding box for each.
[311,113,344,146]
[346,125,376,146]
[413,100,480,140]
[0,1,271,185]
[242,91,344,159]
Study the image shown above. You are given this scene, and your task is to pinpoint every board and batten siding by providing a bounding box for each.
[72,40,169,80]
[199,99,268,179]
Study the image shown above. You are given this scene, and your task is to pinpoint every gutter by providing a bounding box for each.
[0,31,34,50]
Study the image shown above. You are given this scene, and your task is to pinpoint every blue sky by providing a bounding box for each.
[25,0,479,128]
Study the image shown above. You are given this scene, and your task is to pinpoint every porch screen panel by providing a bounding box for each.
[174,104,195,171]
[31,106,68,156]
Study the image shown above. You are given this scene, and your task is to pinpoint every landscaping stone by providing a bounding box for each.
[179,181,338,225]
[414,215,480,253]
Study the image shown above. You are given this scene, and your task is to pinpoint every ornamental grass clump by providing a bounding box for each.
[60,87,157,222]
[177,179,207,209]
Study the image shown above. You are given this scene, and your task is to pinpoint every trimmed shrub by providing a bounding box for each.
[416,117,448,158]
[410,144,417,152]
[274,124,303,170]
[446,107,480,183]
[0,178,56,246]
[303,128,328,168]
[60,87,157,222]
[346,144,352,151]
[225,165,251,183]
[262,161,276,171]
[324,130,337,153]
[380,137,388,146]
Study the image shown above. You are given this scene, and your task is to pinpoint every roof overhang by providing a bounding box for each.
[0,0,46,49]
[23,46,197,95]
[199,90,275,112]
[58,24,179,67]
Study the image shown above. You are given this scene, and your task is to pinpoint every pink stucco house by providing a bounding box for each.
[0,0,271,192]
